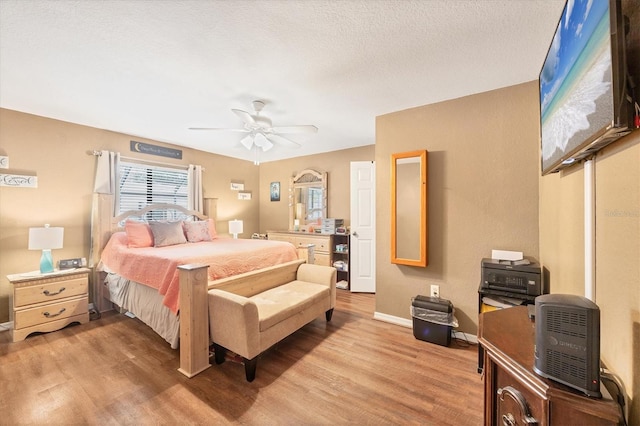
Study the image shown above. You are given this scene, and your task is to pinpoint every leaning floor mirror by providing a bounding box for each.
[391,150,428,267]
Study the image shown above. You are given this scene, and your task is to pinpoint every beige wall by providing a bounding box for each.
[375,81,540,334]
[258,146,374,233]
[0,108,260,322]
[539,132,640,422]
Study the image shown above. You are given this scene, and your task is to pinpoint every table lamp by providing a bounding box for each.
[28,224,64,273]
[229,220,243,239]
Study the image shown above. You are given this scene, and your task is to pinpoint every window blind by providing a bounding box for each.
[118,161,189,221]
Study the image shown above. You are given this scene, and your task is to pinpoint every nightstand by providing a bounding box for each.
[7,268,90,342]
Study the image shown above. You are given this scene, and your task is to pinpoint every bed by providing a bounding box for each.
[90,193,299,374]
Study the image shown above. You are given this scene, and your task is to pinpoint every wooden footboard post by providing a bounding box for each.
[177,264,211,378]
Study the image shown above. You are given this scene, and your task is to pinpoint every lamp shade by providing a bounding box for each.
[28,225,64,250]
[28,224,64,273]
[229,220,243,238]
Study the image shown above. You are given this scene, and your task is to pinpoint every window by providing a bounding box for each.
[118,161,188,221]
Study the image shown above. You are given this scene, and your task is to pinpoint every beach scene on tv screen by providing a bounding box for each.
[540,0,614,172]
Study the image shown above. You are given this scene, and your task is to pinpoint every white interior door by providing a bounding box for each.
[350,161,376,293]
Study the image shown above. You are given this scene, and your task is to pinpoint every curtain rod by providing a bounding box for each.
[88,150,199,171]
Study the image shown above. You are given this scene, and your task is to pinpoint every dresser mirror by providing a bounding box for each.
[391,150,428,267]
[289,169,327,231]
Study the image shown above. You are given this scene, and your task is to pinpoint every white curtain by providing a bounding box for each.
[90,150,119,267]
[93,150,120,214]
[188,164,203,213]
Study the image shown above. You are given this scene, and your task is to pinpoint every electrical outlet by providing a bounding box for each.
[430,284,440,298]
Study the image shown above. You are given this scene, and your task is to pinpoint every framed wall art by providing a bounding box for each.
[270,182,280,201]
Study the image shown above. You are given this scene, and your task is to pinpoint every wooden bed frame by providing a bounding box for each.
[90,193,219,377]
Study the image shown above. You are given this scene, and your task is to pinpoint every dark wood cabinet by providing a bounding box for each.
[333,233,349,289]
[477,287,537,373]
[478,306,623,426]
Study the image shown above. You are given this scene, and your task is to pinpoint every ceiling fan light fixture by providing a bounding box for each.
[254,132,273,151]
[240,134,254,150]
[261,137,274,152]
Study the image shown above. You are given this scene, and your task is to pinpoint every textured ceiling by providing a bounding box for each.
[0,0,565,163]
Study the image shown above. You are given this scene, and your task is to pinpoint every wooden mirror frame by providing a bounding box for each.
[391,150,428,267]
[288,169,328,230]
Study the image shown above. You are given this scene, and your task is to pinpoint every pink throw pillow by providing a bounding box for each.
[124,220,154,248]
[207,219,218,239]
[183,221,212,243]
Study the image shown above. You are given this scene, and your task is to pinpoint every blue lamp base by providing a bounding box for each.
[40,249,54,273]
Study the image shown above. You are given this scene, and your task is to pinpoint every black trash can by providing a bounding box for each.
[411,295,458,347]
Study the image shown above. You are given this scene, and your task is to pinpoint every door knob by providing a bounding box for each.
[352,231,358,237]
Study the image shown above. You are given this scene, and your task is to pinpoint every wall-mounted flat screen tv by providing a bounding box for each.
[539,0,632,175]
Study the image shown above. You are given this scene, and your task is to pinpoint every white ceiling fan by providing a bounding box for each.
[189,100,318,164]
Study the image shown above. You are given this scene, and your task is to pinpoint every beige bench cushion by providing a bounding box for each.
[250,281,330,332]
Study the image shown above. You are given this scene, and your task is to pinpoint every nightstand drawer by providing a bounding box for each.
[14,297,88,329]
[14,276,88,307]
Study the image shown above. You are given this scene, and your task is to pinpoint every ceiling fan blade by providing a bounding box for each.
[188,127,249,132]
[240,134,254,150]
[270,125,318,134]
[266,133,301,148]
[231,109,256,125]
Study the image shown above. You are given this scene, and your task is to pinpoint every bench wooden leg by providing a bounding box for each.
[244,357,258,382]
[326,308,334,322]
[213,343,226,365]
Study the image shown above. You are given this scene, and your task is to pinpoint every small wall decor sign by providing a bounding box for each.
[230,182,245,191]
[270,182,280,201]
[0,173,37,188]
[0,156,8,169]
[130,141,182,159]
[238,192,252,200]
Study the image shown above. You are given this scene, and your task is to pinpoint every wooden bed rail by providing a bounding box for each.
[207,259,305,296]
[177,264,211,378]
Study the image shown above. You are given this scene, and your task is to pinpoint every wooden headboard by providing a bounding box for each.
[89,192,217,310]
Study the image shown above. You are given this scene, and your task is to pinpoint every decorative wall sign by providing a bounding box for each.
[0,156,8,169]
[238,192,252,200]
[0,173,37,188]
[130,141,182,159]
[270,182,280,201]
[230,182,245,191]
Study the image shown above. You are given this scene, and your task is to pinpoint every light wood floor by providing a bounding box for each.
[0,291,484,425]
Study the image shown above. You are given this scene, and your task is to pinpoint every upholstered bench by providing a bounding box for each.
[207,259,336,381]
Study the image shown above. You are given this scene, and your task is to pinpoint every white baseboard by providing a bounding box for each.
[373,311,412,328]
[0,321,12,332]
[373,311,478,344]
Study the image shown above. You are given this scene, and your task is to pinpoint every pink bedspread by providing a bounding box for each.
[100,232,298,313]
